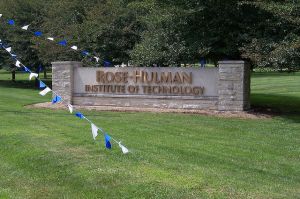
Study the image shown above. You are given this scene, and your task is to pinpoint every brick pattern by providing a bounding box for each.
[73,96,219,110]
[52,61,81,104]
[218,61,250,111]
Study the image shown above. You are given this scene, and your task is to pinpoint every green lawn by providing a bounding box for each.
[251,72,300,113]
[0,70,299,199]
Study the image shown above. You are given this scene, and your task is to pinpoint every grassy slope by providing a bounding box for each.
[0,71,299,199]
[251,72,300,113]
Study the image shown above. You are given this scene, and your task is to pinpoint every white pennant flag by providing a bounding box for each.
[0,14,2,18]
[47,37,54,41]
[5,47,12,52]
[91,124,98,140]
[21,25,30,30]
[68,104,73,113]
[94,57,100,62]
[39,87,51,96]
[29,73,38,80]
[118,142,129,154]
[15,60,21,68]
[71,46,78,50]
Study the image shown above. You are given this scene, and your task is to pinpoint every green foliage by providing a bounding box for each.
[80,0,144,64]
[0,0,299,68]
[239,1,300,69]
[129,0,241,65]
[0,0,45,71]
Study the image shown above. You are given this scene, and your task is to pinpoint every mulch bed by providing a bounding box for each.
[26,102,276,119]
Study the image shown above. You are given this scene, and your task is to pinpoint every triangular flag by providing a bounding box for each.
[91,124,98,140]
[37,65,43,73]
[24,66,31,73]
[29,73,38,80]
[52,95,62,104]
[8,19,15,25]
[5,47,11,52]
[11,54,17,58]
[15,60,21,68]
[82,50,89,56]
[104,60,112,67]
[68,104,73,113]
[0,14,2,18]
[39,81,46,89]
[71,46,78,50]
[75,112,84,119]
[58,40,67,46]
[47,37,54,41]
[34,31,42,37]
[118,142,129,154]
[105,134,112,149]
[39,87,51,96]
[94,57,100,62]
[22,25,30,30]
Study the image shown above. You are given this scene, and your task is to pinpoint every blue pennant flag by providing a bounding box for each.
[34,31,42,37]
[75,112,84,119]
[82,50,89,56]
[104,60,112,67]
[52,95,62,104]
[58,40,67,46]
[11,54,17,58]
[105,134,112,149]
[36,64,43,73]
[8,19,15,25]
[39,81,46,89]
[24,66,31,73]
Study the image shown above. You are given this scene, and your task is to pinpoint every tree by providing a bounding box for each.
[239,1,300,70]
[129,0,242,66]
[0,0,45,80]
[77,0,144,65]
[0,0,299,70]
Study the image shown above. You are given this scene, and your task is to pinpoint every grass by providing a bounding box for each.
[251,72,300,113]
[0,70,299,198]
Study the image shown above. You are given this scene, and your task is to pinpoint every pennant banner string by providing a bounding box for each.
[0,19,122,146]
[0,38,128,154]
[0,15,101,64]
[77,112,121,145]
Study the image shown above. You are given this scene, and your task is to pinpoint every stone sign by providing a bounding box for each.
[52,61,250,111]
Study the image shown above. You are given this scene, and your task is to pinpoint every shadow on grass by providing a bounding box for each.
[252,72,300,78]
[0,108,123,119]
[0,109,70,117]
[0,80,52,89]
[251,93,300,123]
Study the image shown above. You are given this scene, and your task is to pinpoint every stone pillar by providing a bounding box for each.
[218,61,250,111]
[52,61,82,104]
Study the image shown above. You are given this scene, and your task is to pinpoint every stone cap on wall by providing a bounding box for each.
[218,60,246,64]
[52,61,82,68]
[218,60,245,64]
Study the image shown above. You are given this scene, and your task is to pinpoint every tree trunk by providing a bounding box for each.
[35,78,39,87]
[44,67,47,79]
[12,70,15,82]
[250,63,254,72]
[213,60,218,67]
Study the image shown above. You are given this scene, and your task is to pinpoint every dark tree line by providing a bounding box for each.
[0,0,299,71]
